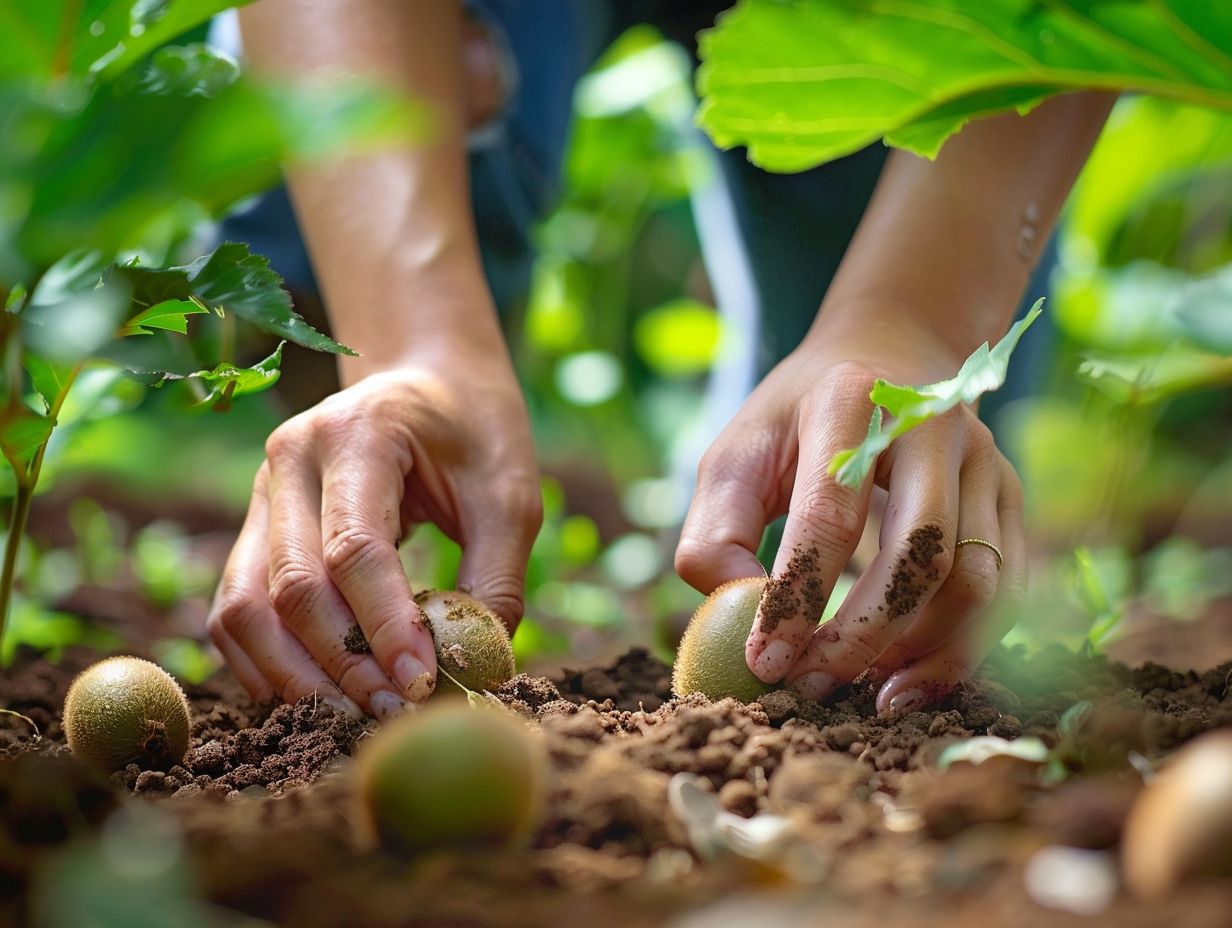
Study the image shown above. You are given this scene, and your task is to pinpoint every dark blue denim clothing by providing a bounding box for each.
[225,0,1051,394]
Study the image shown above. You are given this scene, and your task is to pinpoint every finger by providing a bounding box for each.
[208,466,362,717]
[318,440,438,704]
[864,435,1004,681]
[783,417,960,699]
[455,476,543,632]
[675,428,777,594]
[264,434,411,719]
[746,380,876,683]
[875,473,1027,714]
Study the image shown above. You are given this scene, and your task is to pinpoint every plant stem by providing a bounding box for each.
[0,483,34,648]
[0,361,84,649]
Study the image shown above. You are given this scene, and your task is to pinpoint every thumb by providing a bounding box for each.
[455,485,543,633]
[746,398,874,683]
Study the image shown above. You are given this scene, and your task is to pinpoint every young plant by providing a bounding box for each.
[0,2,421,654]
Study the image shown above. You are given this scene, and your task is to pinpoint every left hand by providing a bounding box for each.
[674,316,1026,714]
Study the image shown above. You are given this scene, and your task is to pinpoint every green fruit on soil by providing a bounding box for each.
[355,702,546,853]
[62,656,192,772]
[415,590,516,696]
[673,577,774,703]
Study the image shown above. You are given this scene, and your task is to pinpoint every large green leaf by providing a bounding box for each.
[830,301,1043,487]
[698,0,1232,171]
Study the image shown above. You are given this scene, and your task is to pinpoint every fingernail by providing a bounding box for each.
[791,671,838,702]
[369,690,409,722]
[393,652,436,703]
[886,687,925,715]
[752,639,795,682]
[323,693,364,720]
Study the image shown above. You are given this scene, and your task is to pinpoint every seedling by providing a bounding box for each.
[62,656,191,772]
[672,577,774,703]
[354,702,546,853]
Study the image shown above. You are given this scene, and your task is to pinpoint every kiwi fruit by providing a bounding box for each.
[62,656,192,772]
[672,577,775,703]
[415,590,516,696]
[354,701,546,853]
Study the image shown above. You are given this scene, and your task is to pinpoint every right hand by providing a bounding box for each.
[206,347,542,720]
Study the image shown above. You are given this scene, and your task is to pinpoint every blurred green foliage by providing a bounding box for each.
[3,9,1232,673]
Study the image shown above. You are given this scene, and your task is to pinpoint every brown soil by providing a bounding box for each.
[2,642,1232,927]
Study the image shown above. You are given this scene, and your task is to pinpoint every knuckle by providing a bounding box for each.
[322,524,386,579]
[264,421,306,462]
[793,491,864,554]
[965,419,996,456]
[268,565,322,619]
[946,559,1001,611]
[674,536,708,587]
[213,589,264,639]
[839,626,886,667]
[330,649,372,689]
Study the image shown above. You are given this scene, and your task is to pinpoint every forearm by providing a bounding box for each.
[239,0,503,383]
[811,91,1116,367]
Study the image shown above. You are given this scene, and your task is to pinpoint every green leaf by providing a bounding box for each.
[125,298,209,335]
[831,300,1043,488]
[0,405,55,464]
[697,0,1232,172]
[116,242,354,354]
[183,341,284,410]
[0,0,246,82]
[138,43,240,98]
[24,355,74,411]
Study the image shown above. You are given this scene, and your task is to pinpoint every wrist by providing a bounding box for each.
[329,263,510,387]
[803,293,983,382]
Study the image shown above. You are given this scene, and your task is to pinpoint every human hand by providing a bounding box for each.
[206,346,542,720]
[675,316,1026,714]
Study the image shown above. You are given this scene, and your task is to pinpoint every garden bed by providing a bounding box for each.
[2,642,1231,927]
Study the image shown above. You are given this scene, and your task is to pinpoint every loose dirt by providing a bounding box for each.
[2,642,1231,927]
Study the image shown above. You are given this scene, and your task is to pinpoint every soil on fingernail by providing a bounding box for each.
[405,672,436,703]
[343,625,371,654]
[758,545,826,634]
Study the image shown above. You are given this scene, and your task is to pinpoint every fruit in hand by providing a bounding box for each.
[63,656,192,772]
[415,590,516,696]
[672,577,775,703]
[355,702,546,853]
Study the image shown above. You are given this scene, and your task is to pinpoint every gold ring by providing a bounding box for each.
[955,537,1003,570]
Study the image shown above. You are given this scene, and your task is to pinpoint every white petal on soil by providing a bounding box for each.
[668,772,794,861]
[937,735,1050,769]
[1024,846,1119,915]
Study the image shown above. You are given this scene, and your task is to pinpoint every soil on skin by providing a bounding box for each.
[2,643,1232,927]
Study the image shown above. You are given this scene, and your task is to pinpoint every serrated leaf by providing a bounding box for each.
[125,298,209,335]
[697,0,1232,172]
[183,341,284,410]
[831,301,1043,488]
[114,243,353,355]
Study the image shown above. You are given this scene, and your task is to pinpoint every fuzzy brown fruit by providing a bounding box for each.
[354,702,545,853]
[414,589,516,696]
[673,577,774,703]
[1122,729,1232,897]
[62,656,192,772]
